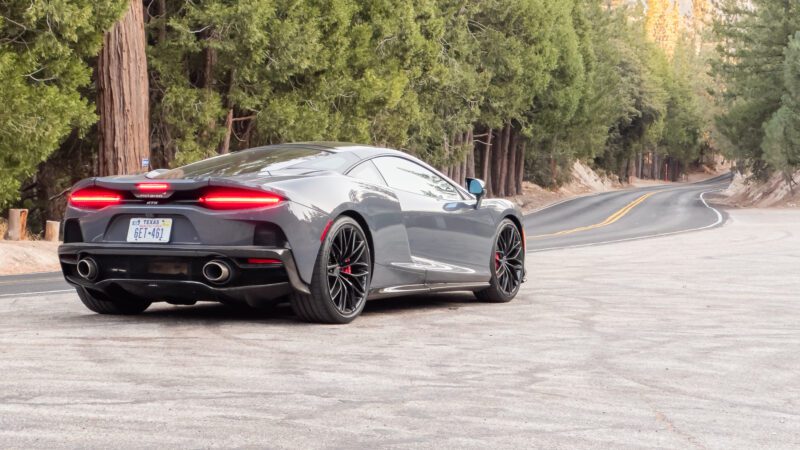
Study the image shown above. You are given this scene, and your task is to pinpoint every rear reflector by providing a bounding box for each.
[199,188,282,210]
[136,182,170,192]
[68,188,122,209]
[246,258,283,265]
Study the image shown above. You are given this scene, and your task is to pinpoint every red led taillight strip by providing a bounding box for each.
[198,188,283,210]
[68,188,123,209]
[136,182,170,192]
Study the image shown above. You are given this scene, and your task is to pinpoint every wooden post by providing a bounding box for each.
[45,221,61,242]
[6,209,28,241]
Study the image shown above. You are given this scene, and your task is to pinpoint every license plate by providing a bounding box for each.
[126,218,173,243]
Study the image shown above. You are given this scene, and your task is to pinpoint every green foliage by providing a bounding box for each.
[712,0,800,177]
[0,0,126,207]
[762,32,800,175]
[2,0,712,212]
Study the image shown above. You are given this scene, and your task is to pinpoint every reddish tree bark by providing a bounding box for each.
[97,0,150,176]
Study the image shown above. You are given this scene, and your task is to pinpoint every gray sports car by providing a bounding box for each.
[59,142,526,323]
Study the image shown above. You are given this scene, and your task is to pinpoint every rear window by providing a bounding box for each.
[155,146,355,179]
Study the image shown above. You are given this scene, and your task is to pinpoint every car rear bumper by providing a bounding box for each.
[58,243,309,306]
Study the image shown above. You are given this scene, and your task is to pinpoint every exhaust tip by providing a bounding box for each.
[202,260,232,284]
[76,258,98,281]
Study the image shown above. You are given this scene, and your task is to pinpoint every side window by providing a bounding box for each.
[347,160,386,186]
[372,157,461,201]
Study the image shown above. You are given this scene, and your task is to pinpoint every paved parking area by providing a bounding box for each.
[0,209,798,448]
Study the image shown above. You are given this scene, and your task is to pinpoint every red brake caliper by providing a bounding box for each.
[495,252,502,270]
[342,258,352,274]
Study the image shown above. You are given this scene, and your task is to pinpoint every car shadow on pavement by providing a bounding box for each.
[66,291,479,325]
[361,291,477,316]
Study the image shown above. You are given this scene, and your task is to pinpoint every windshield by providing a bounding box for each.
[154,146,356,179]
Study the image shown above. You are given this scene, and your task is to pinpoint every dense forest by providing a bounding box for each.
[712,0,800,183]
[1,0,795,231]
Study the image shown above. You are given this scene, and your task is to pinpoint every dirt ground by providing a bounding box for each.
[720,170,800,208]
[0,240,60,275]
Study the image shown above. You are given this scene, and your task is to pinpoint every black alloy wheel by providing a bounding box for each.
[476,219,524,303]
[326,223,370,315]
[494,223,524,295]
[290,216,372,323]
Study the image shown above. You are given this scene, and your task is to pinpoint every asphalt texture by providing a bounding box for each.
[4,174,799,448]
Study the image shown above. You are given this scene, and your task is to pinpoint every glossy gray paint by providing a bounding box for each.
[60,142,524,298]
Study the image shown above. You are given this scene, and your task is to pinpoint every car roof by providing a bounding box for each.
[279,142,408,161]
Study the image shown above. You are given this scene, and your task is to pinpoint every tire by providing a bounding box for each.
[475,219,525,303]
[291,216,371,324]
[76,286,152,315]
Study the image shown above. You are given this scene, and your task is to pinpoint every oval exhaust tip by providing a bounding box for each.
[76,258,98,281]
[202,260,232,284]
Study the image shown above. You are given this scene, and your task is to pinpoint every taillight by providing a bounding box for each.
[68,188,123,209]
[198,188,283,210]
[136,182,170,192]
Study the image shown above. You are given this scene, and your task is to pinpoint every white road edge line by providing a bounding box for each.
[530,188,726,253]
[0,289,73,298]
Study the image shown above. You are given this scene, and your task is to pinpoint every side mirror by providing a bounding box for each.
[465,178,486,209]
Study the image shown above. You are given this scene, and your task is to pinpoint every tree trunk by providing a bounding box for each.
[624,157,631,183]
[505,127,518,196]
[637,152,643,178]
[490,129,501,195]
[453,132,463,185]
[482,129,493,197]
[515,140,525,194]
[156,0,167,42]
[494,124,510,197]
[97,0,150,176]
[466,129,475,179]
[219,108,234,155]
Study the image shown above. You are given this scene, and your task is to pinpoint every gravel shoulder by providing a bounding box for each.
[0,208,798,448]
[0,240,60,275]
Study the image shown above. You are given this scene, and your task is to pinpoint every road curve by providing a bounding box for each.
[524,173,732,252]
[0,174,731,296]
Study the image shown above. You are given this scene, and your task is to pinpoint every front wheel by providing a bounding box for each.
[475,219,524,303]
[76,287,152,315]
[290,216,372,324]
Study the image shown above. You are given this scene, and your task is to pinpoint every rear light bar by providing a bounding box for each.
[198,188,283,210]
[68,188,122,209]
[136,182,170,192]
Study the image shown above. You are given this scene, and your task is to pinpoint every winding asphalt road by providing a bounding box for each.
[0,174,732,297]
[525,173,732,251]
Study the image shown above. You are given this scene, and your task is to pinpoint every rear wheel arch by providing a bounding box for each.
[338,210,375,271]
[504,214,524,239]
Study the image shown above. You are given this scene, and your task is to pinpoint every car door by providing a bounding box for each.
[371,156,496,284]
